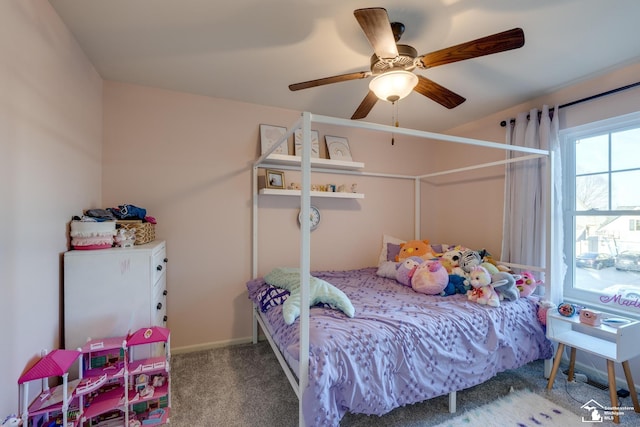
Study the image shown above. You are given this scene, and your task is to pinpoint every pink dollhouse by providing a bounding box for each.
[16,327,170,427]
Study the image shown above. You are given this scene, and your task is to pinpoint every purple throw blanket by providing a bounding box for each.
[247,268,553,426]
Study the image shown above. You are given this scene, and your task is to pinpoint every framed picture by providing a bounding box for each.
[265,169,285,189]
[325,136,353,161]
[260,124,288,155]
[294,129,320,158]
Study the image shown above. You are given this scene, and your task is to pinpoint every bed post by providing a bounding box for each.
[298,112,312,427]
[544,146,555,378]
[252,164,259,344]
[414,177,421,239]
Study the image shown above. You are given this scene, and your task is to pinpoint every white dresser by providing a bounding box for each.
[64,240,168,356]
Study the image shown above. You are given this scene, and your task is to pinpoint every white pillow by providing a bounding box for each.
[378,234,405,266]
[376,260,399,279]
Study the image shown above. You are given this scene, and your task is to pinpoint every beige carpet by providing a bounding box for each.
[169,341,639,426]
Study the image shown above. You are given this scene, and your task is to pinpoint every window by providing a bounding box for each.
[561,112,640,317]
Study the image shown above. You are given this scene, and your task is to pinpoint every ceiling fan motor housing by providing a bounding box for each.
[370,44,417,74]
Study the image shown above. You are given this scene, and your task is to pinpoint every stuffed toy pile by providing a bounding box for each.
[378,239,531,303]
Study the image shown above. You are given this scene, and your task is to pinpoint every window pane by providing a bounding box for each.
[573,215,640,298]
[612,128,640,171]
[575,173,608,210]
[575,135,608,174]
[612,170,640,209]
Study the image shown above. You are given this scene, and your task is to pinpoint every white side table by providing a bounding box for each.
[546,310,640,423]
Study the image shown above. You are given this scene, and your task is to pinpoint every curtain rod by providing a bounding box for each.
[499,81,640,127]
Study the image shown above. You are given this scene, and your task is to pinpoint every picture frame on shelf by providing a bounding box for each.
[294,129,320,158]
[260,124,288,155]
[325,135,353,161]
[265,169,285,189]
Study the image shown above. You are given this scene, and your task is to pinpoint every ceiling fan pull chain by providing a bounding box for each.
[391,101,399,145]
[391,102,395,145]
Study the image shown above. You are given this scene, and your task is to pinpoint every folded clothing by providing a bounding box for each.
[70,220,115,249]
[108,204,147,220]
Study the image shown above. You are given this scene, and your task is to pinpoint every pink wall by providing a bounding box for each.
[102,82,444,351]
[0,0,103,417]
[102,61,640,354]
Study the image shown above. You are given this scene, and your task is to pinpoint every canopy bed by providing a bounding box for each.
[249,112,554,426]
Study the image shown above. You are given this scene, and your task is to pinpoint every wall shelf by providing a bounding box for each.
[259,188,364,199]
[263,154,364,171]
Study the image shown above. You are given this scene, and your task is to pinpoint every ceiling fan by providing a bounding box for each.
[289,7,525,120]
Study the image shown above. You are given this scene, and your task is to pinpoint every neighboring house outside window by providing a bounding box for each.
[561,111,640,318]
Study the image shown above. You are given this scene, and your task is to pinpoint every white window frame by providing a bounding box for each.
[560,111,640,318]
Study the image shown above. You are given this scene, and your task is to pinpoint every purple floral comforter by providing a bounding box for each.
[247,268,553,426]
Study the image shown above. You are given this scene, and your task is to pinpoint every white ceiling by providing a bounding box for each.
[50,0,640,132]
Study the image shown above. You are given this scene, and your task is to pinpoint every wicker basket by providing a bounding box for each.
[116,220,155,245]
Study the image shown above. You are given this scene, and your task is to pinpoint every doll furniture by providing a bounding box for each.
[16,327,170,427]
[18,349,81,426]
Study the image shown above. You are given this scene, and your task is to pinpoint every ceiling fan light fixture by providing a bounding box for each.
[369,70,418,103]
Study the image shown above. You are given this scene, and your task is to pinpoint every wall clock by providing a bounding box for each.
[298,205,321,231]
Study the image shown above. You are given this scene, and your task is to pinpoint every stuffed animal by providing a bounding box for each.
[481,261,500,275]
[516,271,538,297]
[395,256,423,287]
[466,265,500,307]
[459,250,482,273]
[396,240,436,262]
[441,249,463,273]
[1,416,22,427]
[491,272,519,301]
[411,260,449,295]
[440,274,470,296]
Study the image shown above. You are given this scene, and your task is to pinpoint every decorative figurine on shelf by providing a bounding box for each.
[351,183,358,193]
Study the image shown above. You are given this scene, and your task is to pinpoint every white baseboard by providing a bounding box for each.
[171,336,254,355]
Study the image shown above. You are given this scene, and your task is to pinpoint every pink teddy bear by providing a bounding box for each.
[466,265,500,307]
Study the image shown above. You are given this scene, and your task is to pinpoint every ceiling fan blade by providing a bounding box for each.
[354,8,399,60]
[289,71,370,91]
[351,91,378,119]
[414,76,466,109]
[418,28,525,69]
